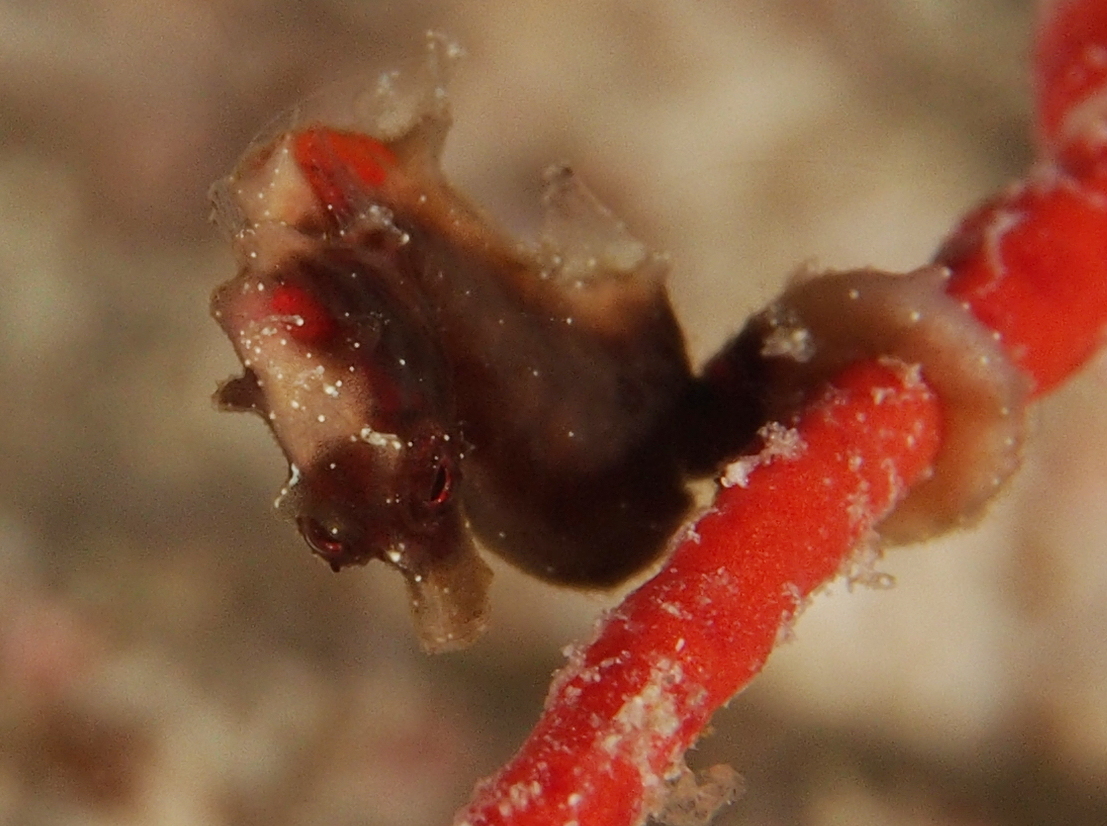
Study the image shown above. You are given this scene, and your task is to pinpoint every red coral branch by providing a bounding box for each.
[1033,0,1107,161]
[454,2,1107,825]
[457,361,941,826]
[939,0,1107,394]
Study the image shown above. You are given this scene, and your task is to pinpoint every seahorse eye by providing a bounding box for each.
[427,458,453,507]
[297,515,351,571]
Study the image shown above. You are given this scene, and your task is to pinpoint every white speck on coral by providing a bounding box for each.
[871,385,893,404]
[721,422,804,488]
[758,422,805,460]
[655,763,742,826]
[660,602,691,620]
[720,457,756,489]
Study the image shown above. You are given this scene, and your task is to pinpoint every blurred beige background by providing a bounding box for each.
[4,1,1107,824]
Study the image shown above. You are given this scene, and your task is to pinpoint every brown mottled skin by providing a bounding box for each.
[211,112,763,648]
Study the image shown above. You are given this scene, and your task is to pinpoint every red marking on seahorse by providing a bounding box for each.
[293,128,397,219]
[270,282,336,344]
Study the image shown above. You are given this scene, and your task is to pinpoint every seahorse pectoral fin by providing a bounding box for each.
[537,164,665,287]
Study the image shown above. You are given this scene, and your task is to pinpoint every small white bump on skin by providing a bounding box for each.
[274,462,303,509]
[360,427,405,451]
[761,323,814,362]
